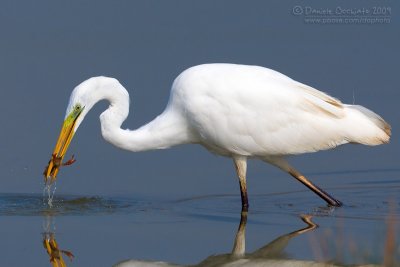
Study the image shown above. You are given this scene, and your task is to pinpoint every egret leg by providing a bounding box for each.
[288,168,342,206]
[233,156,249,211]
[265,157,342,207]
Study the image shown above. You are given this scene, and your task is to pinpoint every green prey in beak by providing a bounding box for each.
[44,104,84,184]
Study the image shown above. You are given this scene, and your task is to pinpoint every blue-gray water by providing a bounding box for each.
[0,170,399,266]
[0,1,399,266]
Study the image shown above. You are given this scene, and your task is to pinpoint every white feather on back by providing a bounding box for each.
[169,64,388,156]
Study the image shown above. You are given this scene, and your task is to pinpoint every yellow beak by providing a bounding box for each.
[44,106,83,183]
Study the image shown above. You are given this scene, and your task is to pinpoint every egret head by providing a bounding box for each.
[44,77,129,183]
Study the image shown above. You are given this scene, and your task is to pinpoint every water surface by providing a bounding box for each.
[0,171,399,266]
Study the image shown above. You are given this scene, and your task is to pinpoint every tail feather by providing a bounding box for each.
[345,105,391,145]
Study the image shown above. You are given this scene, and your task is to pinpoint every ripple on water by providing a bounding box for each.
[0,194,146,216]
[173,183,400,222]
[0,181,398,220]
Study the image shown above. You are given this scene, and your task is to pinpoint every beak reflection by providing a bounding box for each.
[43,232,74,267]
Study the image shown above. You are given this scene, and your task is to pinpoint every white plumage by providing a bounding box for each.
[48,63,391,209]
[168,64,389,156]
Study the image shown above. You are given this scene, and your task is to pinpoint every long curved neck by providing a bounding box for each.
[94,78,192,152]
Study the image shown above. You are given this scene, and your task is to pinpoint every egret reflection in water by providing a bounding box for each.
[113,209,399,267]
[114,212,320,267]
[33,197,319,267]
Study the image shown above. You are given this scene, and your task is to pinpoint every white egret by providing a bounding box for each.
[44,64,391,209]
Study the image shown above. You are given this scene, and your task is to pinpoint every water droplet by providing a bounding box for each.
[43,183,57,208]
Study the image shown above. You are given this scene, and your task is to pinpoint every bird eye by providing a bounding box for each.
[74,104,81,111]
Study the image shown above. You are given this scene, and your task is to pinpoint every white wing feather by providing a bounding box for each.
[170,64,388,157]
